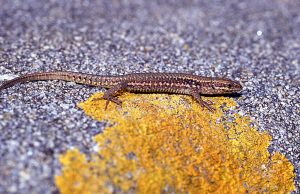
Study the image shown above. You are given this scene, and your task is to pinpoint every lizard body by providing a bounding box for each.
[0,71,243,111]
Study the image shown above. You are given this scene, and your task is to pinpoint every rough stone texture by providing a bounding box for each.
[0,0,299,193]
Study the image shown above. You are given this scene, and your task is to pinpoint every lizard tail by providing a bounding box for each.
[0,71,105,91]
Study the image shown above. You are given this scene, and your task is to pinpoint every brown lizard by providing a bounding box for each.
[0,71,243,111]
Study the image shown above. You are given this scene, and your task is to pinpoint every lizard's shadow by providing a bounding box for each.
[201,93,243,98]
[130,91,243,98]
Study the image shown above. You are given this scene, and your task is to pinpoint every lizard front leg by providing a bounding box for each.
[101,82,128,110]
[190,89,216,112]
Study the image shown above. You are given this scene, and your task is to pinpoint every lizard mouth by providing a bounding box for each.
[229,81,243,92]
[231,86,243,92]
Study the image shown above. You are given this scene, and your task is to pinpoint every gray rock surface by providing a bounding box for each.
[0,0,299,193]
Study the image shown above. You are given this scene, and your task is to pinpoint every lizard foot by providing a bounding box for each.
[101,96,122,110]
[199,100,216,112]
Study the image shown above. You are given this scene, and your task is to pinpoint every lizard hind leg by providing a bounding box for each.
[100,81,128,110]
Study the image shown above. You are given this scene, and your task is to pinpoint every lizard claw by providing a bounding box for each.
[92,97,101,101]
[104,100,110,110]
[205,100,214,105]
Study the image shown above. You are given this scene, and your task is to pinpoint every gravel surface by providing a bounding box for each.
[0,0,299,193]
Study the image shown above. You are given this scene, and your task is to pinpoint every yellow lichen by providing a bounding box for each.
[55,92,295,193]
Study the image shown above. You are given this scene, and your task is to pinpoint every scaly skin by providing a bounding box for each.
[0,71,243,111]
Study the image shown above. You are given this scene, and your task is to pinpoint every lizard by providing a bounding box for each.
[0,71,243,111]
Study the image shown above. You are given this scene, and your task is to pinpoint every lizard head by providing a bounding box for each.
[201,78,243,95]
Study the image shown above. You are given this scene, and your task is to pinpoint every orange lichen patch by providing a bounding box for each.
[55,92,295,193]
